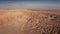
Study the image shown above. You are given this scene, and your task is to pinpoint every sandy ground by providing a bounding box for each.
[0,9,60,34]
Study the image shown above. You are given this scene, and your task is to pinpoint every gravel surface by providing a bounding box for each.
[0,9,60,34]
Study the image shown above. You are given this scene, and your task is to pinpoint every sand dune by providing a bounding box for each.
[0,9,60,34]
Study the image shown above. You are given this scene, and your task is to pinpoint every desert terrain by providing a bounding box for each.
[0,9,60,34]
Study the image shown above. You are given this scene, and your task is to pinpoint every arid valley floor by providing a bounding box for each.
[0,9,60,34]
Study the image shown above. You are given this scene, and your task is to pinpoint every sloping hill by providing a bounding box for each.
[0,9,60,34]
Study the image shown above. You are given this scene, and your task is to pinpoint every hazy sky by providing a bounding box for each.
[0,0,60,10]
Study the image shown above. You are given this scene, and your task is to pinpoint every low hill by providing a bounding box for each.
[0,9,60,34]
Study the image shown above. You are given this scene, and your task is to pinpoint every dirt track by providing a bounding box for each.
[0,9,60,34]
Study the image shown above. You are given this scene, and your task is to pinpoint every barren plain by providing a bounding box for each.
[0,9,60,34]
